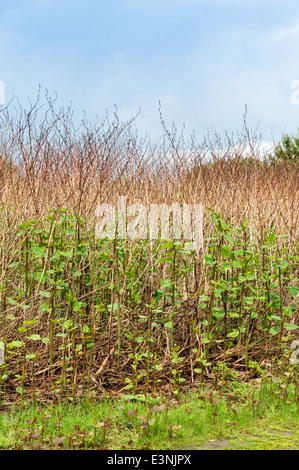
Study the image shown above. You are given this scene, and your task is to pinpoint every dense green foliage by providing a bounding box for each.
[269,132,299,165]
[0,206,297,408]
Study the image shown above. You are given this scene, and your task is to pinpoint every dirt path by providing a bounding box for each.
[181,431,299,450]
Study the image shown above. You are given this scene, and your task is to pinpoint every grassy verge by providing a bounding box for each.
[0,381,298,450]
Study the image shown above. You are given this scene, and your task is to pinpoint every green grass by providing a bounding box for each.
[0,381,298,450]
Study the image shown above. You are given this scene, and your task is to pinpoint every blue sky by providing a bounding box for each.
[1,0,299,143]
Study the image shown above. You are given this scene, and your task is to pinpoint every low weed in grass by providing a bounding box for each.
[0,380,298,450]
